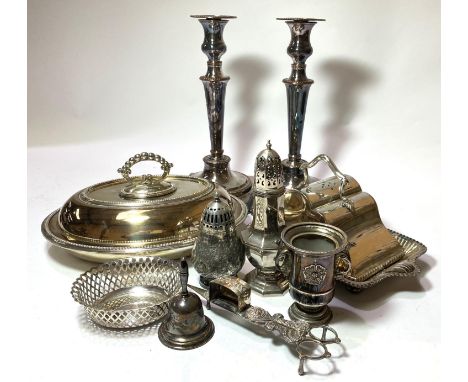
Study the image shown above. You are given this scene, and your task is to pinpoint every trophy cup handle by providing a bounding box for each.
[335,242,355,276]
[275,245,293,277]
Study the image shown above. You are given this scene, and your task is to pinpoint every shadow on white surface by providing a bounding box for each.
[47,244,95,272]
[227,55,273,170]
[301,357,338,377]
[315,58,378,177]
[329,306,366,327]
[328,341,348,359]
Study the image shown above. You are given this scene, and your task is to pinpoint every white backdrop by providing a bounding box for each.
[27,0,440,381]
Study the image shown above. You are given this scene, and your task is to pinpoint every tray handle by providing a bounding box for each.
[301,154,354,212]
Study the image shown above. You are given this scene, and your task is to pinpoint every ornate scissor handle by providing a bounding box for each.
[296,325,341,375]
[301,154,354,212]
[240,305,341,376]
[296,338,331,376]
[308,325,341,345]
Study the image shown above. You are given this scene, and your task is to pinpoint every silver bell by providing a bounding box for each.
[192,192,245,288]
[158,258,215,350]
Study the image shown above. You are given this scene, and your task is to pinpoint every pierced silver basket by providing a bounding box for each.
[71,256,181,329]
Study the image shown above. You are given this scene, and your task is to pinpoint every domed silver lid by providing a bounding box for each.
[193,193,246,288]
[41,152,248,262]
[201,192,235,231]
[254,141,284,194]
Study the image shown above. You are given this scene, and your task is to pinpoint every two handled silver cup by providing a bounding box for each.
[278,222,351,326]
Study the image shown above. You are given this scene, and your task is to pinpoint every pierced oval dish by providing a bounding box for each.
[71,256,181,329]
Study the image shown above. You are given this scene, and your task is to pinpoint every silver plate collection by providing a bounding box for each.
[45,14,427,377]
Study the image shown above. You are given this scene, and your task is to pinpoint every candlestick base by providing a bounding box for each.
[282,158,310,189]
[191,154,252,206]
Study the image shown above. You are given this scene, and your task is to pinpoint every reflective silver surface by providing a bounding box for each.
[241,141,288,294]
[192,194,245,287]
[280,222,351,325]
[71,256,181,329]
[277,18,324,189]
[42,152,248,262]
[189,276,342,376]
[336,230,427,291]
[284,154,414,285]
[190,15,252,205]
[158,258,214,350]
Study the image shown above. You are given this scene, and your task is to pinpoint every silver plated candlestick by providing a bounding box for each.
[190,15,252,205]
[277,17,325,189]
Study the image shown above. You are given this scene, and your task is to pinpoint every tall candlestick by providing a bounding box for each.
[190,15,252,205]
[278,18,324,189]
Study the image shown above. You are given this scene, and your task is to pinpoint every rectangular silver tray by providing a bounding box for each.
[335,230,427,291]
